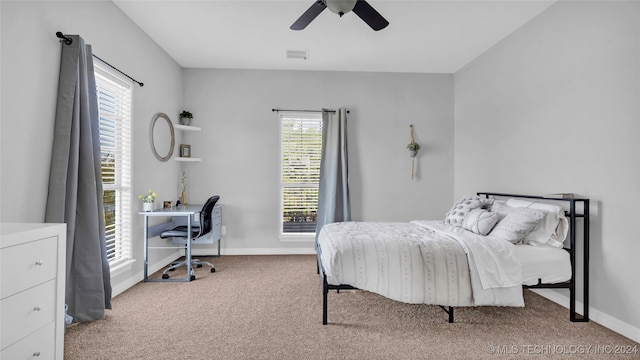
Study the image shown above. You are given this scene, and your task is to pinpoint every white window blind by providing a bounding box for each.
[280,112,323,236]
[95,62,133,267]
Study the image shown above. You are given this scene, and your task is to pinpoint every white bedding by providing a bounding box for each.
[513,244,571,286]
[318,221,524,308]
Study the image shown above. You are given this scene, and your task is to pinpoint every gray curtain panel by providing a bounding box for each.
[45,35,112,322]
[315,108,351,246]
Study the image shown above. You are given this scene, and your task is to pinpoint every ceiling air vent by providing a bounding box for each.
[286,50,308,60]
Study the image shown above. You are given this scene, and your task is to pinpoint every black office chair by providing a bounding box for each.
[159,195,220,280]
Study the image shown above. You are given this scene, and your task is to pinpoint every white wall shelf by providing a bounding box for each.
[174,124,201,131]
[175,157,201,162]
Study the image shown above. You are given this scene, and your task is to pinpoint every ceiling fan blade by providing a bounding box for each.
[290,1,327,30]
[352,0,389,31]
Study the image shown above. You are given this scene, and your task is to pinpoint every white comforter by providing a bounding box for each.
[317,221,524,307]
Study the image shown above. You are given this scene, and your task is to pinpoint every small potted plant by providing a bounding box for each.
[407,142,420,157]
[179,110,193,126]
[139,189,157,212]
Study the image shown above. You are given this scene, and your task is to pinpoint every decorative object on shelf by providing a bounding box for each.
[149,112,175,162]
[180,144,191,158]
[139,189,157,211]
[174,121,201,161]
[179,110,193,126]
[181,171,188,205]
[407,124,421,180]
[163,201,172,209]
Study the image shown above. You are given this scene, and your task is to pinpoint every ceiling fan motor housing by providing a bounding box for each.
[291,0,388,31]
[325,0,357,16]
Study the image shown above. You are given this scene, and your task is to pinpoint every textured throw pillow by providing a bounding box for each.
[489,206,547,244]
[461,208,500,235]
[490,201,511,218]
[444,196,494,226]
[505,199,567,248]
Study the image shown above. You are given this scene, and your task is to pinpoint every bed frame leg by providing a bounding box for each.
[322,277,328,325]
[439,306,454,323]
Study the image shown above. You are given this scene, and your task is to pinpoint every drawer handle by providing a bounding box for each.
[35,260,44,266]
[34,306,42,311]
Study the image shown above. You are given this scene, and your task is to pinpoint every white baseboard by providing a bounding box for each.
[532,289,640,343]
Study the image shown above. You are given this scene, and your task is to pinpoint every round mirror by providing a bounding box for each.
[149,112,175,162]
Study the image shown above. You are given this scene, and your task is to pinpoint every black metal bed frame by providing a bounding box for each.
[318,192,590,325]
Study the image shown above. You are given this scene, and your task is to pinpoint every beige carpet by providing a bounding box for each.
[65,255,638,360]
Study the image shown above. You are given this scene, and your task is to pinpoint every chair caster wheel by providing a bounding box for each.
[190,275,196,281]
[210,268,216,273]
[196,264,203,268]
[169,268,176,272]
[162,274,169,279]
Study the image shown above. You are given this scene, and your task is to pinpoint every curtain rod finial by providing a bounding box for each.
[56,31,73,45]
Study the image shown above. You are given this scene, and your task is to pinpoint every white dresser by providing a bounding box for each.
[1,223,66,360]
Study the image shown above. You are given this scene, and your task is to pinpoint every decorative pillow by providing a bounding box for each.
[461,208,499,235]
[490,201,511,218]
[489,206,546,244]
[444,196,494,226]
[505,199,568,248]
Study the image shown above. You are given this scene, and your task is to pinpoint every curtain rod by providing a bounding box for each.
[56,32,144,87]
[272,108,349,114]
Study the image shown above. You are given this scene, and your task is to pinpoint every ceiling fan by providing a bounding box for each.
[290,0,389,31]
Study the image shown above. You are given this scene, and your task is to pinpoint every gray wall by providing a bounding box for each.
[182,69,455,253]
[454,1,640,335]
[0,1,185,295]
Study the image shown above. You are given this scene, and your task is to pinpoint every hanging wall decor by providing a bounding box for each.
[407,124,421,180]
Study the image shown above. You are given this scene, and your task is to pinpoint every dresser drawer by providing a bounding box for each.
[1,280,56,350]
[0,237,58,298]
[1,321,55,360]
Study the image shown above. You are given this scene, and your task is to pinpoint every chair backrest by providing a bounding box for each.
[196,195,220,238]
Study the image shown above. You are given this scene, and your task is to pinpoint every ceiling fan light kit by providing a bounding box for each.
[290,0,389,31]
[326,0,357,16]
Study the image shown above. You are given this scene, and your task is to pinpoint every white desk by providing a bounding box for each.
[139,205,201,282]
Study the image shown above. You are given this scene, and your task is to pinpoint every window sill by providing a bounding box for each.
[279,233,315,242]
[109,259,136,277]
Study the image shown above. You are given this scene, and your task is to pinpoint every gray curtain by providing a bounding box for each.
[45,35,112,322]
[315,108,351,245]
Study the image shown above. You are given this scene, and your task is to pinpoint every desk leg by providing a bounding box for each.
[186,215,193,281]
[143,215,149,282]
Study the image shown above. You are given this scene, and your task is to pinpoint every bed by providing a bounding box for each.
[317,192,589,324]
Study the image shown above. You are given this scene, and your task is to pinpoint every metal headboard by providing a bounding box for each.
[477,192,590,322]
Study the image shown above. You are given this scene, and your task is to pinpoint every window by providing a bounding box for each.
[95,62,133,269]
[280,112,323,239]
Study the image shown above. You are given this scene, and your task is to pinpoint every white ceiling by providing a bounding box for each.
[113,0,555,74]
